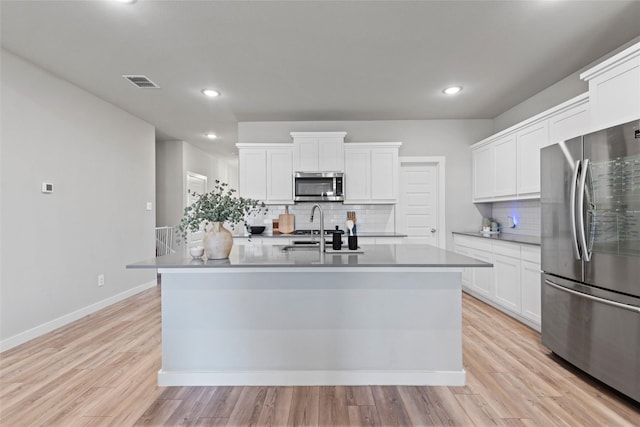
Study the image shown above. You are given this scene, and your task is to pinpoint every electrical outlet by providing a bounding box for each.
[97,274,105,287]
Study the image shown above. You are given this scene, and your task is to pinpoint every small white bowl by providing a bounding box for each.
[189,246,204,258]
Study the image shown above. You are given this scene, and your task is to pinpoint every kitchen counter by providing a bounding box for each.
[452,231,541,246]
[128,243,488,269]
[128,244,489,387]
[233,231,408,239]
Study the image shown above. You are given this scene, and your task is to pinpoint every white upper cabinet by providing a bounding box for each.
[238,148,267,200]
[266,147,294,203]
[237,144,293,204]
[516,121,548,197]
[294,137,319,171]
[343,147,370,202]
[581,41,640,131]
[471,93,589,202]
[548,93,590,146]
[472,143,494,200]
[493,134,517,198]
[290,132,346,172]
[471,133,517,201]
[344,142,401,204]
[371,148,398,200]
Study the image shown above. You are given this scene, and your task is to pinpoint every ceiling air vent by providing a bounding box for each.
[122,75,160,89]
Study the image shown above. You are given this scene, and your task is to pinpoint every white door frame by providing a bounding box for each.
[398,156,446,249]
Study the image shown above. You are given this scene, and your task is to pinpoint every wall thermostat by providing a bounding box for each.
[41,182,54,193]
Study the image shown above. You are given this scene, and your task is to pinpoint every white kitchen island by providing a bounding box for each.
[128,244,490,387]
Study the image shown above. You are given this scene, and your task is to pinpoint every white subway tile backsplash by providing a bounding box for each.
[255,203,395,233]
[490,200,540,236]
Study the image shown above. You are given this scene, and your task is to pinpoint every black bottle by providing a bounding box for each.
[332,226,342,250]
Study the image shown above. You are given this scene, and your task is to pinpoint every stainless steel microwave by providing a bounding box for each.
[294,172,344,202]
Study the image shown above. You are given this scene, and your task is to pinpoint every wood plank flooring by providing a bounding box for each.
[1,285,639,426]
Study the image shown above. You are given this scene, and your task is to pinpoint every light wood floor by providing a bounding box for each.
[1,285,639,426]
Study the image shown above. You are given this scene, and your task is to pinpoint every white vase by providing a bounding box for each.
[203,222,233,259]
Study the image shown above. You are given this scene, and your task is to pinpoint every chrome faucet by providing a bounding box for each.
[310,204,325,252]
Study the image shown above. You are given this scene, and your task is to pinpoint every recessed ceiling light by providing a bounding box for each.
[206,133,218,140]
[202,89,220,97]
[443,86,463,95]
[114,0,136,3]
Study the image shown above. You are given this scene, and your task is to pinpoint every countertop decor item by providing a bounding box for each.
[189,246,204,259]
[278,205,295,234]
[248,225,265,235]
[178,180,267,259]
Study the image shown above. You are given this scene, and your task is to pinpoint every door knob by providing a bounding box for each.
[431,228,436,233]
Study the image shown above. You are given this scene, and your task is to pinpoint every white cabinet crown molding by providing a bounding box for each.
[290,131,347,138]
[580,41,640,82]
[236,143,292,148]
[345,142,403,148]
[470,92,589,150]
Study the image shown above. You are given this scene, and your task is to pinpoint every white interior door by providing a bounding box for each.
[397,158,445,248]
[186,172,208,245]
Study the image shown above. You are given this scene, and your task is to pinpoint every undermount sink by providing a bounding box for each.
[280,243,320,251]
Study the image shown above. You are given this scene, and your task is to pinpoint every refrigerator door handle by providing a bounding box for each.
[577,159,591,262]
[545,280,640,313]
[570,160,581,260]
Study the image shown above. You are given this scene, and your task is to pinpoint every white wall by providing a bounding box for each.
[156,140,234,230]
[156,140,183,228]
[494,35,640,133]
[0,50,156,350]
[238,120,494,248]
[183,141,219,191]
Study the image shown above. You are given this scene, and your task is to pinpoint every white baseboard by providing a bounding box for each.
[157,369,466,387]
[0,280,157,352]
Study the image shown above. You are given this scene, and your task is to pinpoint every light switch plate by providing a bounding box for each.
[146,202,153,211]
[41,182,53,193]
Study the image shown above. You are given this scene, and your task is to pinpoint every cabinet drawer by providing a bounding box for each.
[521,245,541,263]
[453,235,476,248]
[492,240,521,258]
[454,235,492,252]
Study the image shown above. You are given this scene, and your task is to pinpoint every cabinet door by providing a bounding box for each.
[318,137,344,171]
[454,243,474,289]
[239,149,266,200]
[472,144,494,200]
[295,137,319,171]
[588,56,640,130]
[494,134,517,197]
[370,148,398,202]
[521,260,541,325]
[517,121,548,197]
[266,147,293,203]
[471,249,493,298]
[548,99,589,146]
[493,253,521,313]
[344,148,370,202]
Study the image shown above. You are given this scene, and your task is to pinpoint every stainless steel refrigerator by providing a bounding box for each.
[541,119,640,403]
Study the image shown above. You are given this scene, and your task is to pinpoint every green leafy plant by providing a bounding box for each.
[178,180,267,243]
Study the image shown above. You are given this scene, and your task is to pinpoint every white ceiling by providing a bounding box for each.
[2,1,640,157]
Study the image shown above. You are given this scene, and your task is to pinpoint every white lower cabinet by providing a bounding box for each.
[453,234,541,331]
[471,249,493,298]
[454,235,492,298]
[520,245,542,325]
[493,253,521,313]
